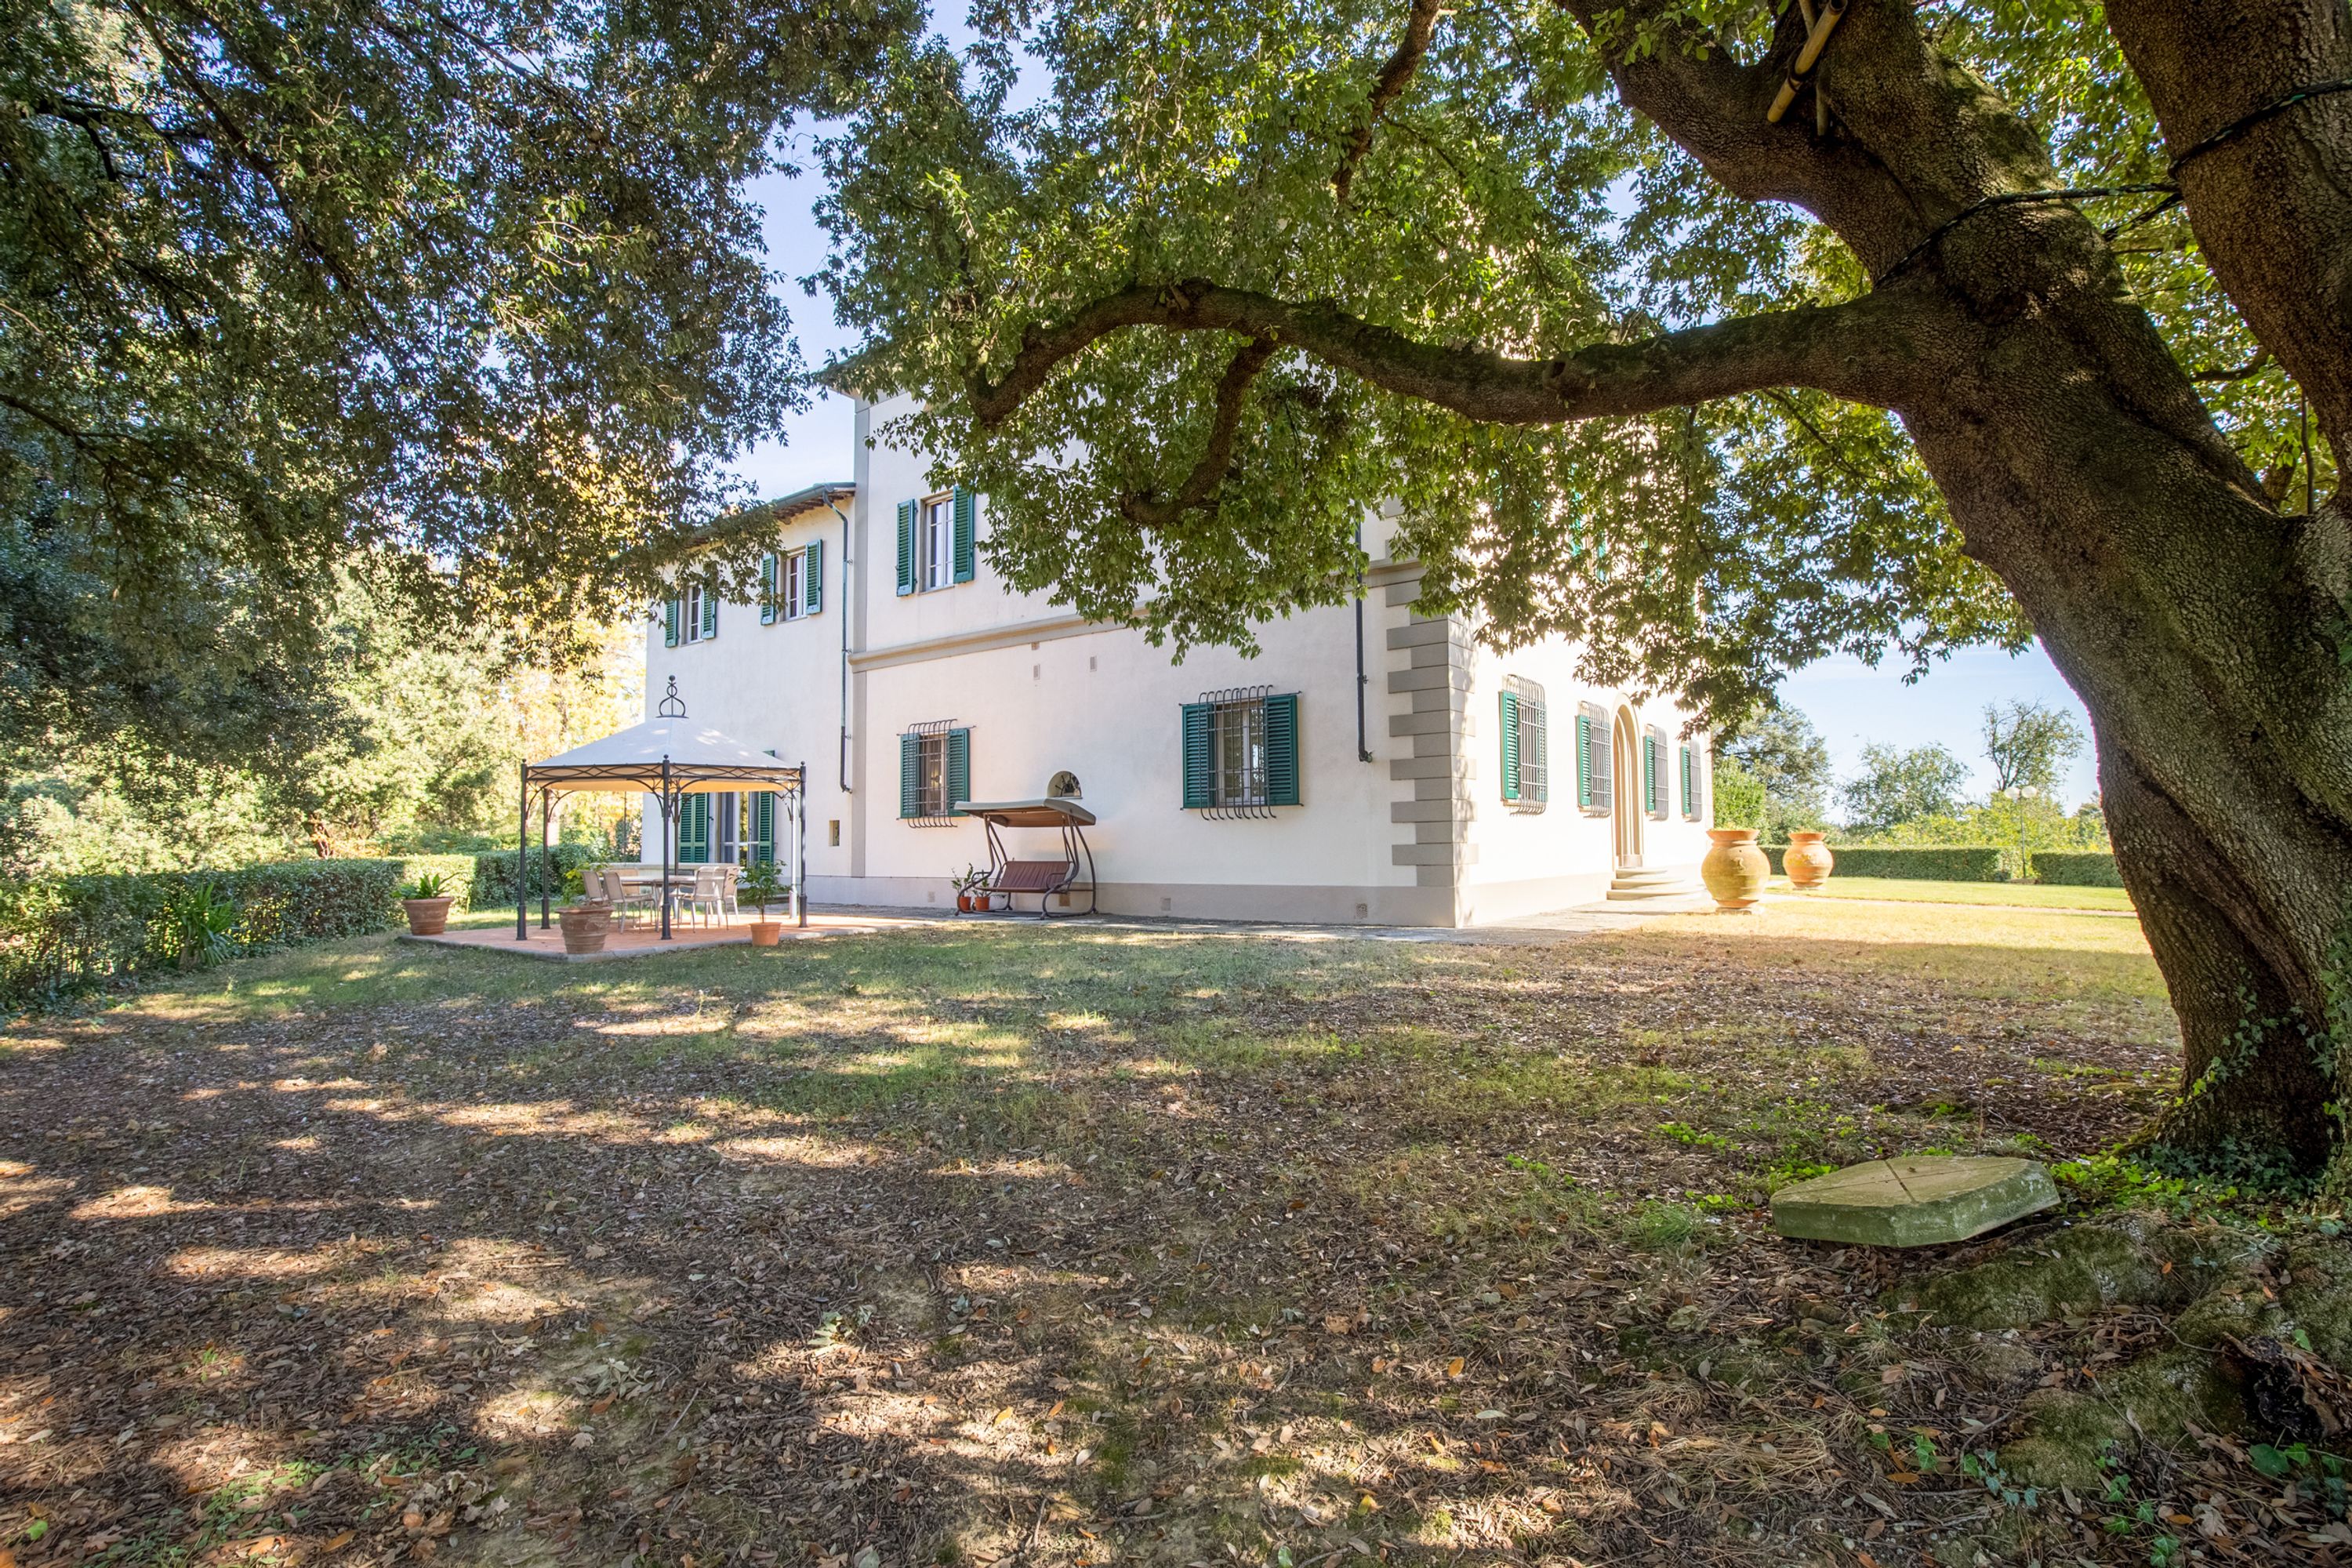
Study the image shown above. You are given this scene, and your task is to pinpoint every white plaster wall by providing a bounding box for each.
[625,392,1704,925]
[637,500,856,879]
[1450,633,1713,924]
[848,604,1415,918]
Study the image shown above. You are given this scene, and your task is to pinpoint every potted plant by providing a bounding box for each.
[399,871,457,935]
[739,858,787,947]
[557,863,613,955]
[950,863,989,913]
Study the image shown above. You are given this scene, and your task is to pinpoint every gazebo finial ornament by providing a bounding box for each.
[657,676,687,718]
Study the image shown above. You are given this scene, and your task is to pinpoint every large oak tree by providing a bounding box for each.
[820,1,2352,1182]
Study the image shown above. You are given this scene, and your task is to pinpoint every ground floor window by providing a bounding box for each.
[898,724,970,823]
[1501,678,1548,810]
[674,792,776,862]
[1182,688,1299,818]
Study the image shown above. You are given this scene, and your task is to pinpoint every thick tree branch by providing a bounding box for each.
[1120,337,1280,528]
[969,280,1926,430]
[1333,0,1446,205]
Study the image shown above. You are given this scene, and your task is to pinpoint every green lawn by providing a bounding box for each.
[5,896,2330,1567]
[1780,872,2136,911]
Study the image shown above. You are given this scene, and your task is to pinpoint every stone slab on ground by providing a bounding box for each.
[1771,1156,2060,1247]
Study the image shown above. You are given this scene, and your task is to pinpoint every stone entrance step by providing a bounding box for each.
[1606,867,1699,902]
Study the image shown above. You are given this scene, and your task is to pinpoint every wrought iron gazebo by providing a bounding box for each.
[517,679,807,941]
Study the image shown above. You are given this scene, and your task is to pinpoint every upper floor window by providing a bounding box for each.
[896,487,978,595]
[761,542,824,623]
[663,585,717,647]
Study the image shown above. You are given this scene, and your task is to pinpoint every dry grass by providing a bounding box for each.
[0,898,2322,1568]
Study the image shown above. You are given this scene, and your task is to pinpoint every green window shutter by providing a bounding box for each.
[1594,714,1614,813]
[950,484,978,583]
[1642,735,1654,815]
[946,728,971,814]
[760,555,777,624]
[750,792,775,862]
[1181,702,1214,808]
[700,586,718,641]
[664,596,679,648]
[677,794,710,863]
[1526,701,1548,804]
[1499,691,1520,802]
[804,539,823,613]
[1680,743,1693,817]
[1264,693,1300,807]
[896,501,917,596]
[899,733,921,818]
[1575,713,1592,808]
[952,486,978,583]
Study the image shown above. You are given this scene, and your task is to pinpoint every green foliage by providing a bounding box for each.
[0,859,404,1011]
[470,843,610,907]
[1710,753,1766,830]
[1838,742,1969,836]
[163,883,241,972]
[1722,702,1833,835]
[2032,851,2124,887]
[740,858,787,917]
[401,872,451,902]
[3,0,910,764]
[1764,844,2003,881]
[810,3,2082,720]
[1984,699,2089,797]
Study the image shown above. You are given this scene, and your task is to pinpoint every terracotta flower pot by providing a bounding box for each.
[1785,830,1835,890]
[401,896,455,936]
[748,920,782,947]
[956,892,975,913]
[1701,828,1770,911]
[557,904,612,954]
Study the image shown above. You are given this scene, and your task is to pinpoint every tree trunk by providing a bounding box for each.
[1568,0,2352,1183]
[1883,263,2350,1182]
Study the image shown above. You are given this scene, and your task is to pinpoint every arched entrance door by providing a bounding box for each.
[1612,709,1643,869]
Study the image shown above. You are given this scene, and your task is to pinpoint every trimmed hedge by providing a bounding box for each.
[1762,844,2004,881]
[2030,850,2124,887]
[0,858,406,1012]
[469,842,608,907]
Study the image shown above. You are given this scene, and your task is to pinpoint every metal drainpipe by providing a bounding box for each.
[1354,517,1372,763]
[826,495,855,796]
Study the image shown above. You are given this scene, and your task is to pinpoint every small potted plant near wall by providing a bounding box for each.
[740,858,787,947]
[557,863,613,955]
[399,871,456,935]
[951,863,989,914]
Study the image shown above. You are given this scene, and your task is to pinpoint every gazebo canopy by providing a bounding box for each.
[525,685,803,796]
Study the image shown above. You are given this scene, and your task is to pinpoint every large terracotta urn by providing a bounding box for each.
[1785,830,1835,891]
[557,904,612,955]
[1701,828,1770,911]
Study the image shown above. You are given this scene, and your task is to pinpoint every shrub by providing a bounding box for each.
[0,858,406,1012]
[1761,844,2004,881]
[470,842,608,906]
[2031,851,2124,887]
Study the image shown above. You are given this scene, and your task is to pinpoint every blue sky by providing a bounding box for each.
[728,147,2103,815]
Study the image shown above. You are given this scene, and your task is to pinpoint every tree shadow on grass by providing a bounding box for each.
[0,918,2185,1566]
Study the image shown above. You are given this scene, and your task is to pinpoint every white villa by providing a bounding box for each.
[635,393,1713,926]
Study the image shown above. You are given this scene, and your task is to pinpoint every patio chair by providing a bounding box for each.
[602,867,655,930]
[681,865,734,927]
